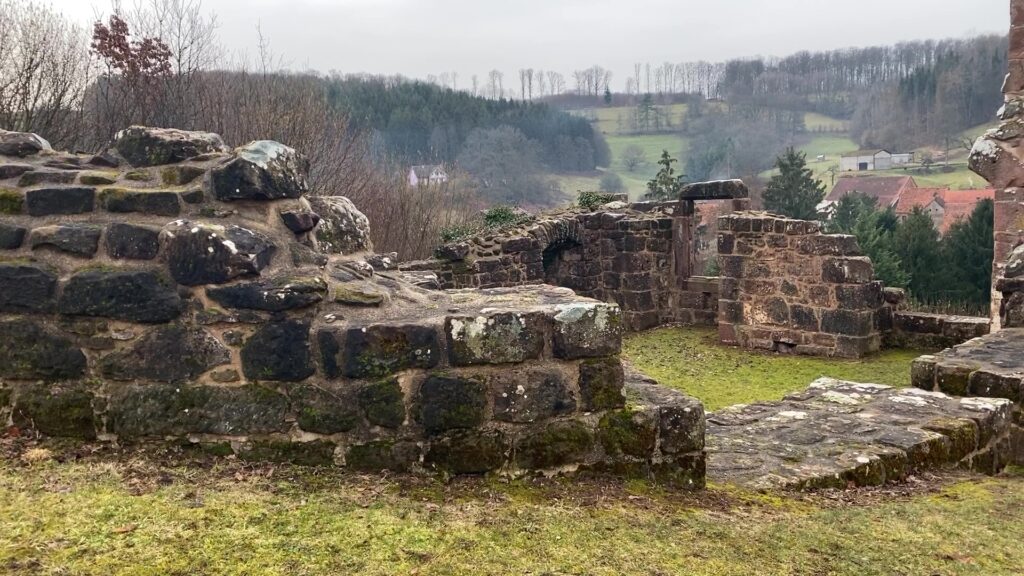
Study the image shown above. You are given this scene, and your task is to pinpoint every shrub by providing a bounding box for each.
[599,172,625,193]
[578,191,616,211]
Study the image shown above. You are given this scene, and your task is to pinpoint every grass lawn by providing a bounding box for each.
[3,326,1023,575]
[623,326,926,411]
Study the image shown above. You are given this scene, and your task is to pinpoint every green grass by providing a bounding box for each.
[1,326,1022,575]
[804,112,850,132]
[623,326,926,411]
[2,450,1023,575]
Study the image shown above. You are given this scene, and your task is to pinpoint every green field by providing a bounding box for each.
[3,326,1024,575]
[624,326,925,410]
[559,107,997,202]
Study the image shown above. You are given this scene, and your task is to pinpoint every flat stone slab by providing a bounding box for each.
[707,378,1013,490]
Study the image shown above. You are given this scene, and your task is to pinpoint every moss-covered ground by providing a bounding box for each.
[623,326,925,411]
[3,326,1023,575]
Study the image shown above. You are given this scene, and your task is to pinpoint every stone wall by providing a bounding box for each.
[885,311,991,350]
[969,0,1024,326]
[716,212,886,358]
[0,127,705,485]
[408,193,743,332]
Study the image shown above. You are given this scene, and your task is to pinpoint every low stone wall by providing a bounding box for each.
[716,212,885,358]
[0,127,705,485]
[413,204,717,332]
[912,330,1024,465]
[884,311,991,350]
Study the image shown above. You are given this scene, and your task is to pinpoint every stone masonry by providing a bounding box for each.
[410,181,748,332]
[716,212,886,358]
[0,126,706,485]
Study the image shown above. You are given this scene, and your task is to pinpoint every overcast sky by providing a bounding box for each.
[49,0,1010,88]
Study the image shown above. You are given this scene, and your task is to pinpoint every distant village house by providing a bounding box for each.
[408,165,449,187]
[839,150,913,172]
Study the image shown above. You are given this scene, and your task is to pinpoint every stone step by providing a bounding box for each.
[706,378,1014,490]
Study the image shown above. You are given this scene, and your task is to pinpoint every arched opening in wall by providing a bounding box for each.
[542,238,588,294]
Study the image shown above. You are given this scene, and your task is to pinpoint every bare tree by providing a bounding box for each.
[0,0,92,148]
[621,144,647,172]
[487,69,503,99]
[546,71,564,96]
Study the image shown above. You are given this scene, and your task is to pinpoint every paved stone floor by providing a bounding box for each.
[706,378,1014,490]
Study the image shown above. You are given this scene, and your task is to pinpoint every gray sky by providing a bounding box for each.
[51,0,1010,88]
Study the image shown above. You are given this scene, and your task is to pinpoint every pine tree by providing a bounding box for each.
[603,87,612,106]
[944,199,994,307]
[763,147,826,221]
[645,150,686,201]
[852,208,910,289]
[894,208,944,302]
[827,192,877,234]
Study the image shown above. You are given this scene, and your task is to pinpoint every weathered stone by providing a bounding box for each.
[239,440,335,467]
[241,320,315,382]
[0,164,33,180]
[212,140,309,201]
[425,430,507,474]
[492,370,576,423]
[180,189,204,204]
[678,179,748,201]
[552,302,622,359]
[78,171,118,186]
[161,221,277,286]
[29,224,102,257]
[13,383,96,439]
[435,242,470,261]
[446,312,547,365]
[0,223,26,249]
[417,375,487,433]
[207,275,327,312]
[0,130,51,157]
[25,187,95,216]
[822,257,874,284]
[365,252,399,271]
[210,368,240,383]
[358,379,406,428]
[18,169,76,187]
[332,282,386,306]
[707,378,1014,489]
[0,263,57,313]
[320,324,440,379]
[280,210,321,234]
[113,126,228,167]
[108,383,289,438]
[598,409,658,457]
[346,441,420,473]
[578,358,626,411]
[0,319,86,380]
[99,188,181,216]
[626,376,705,455]
[160,165,205,186]
[100,326,230,384]
[516,420,595,470]
[292,384,361,434]
[59,269,182,323]
[308,196,372,254]
[0,189,23,214]
[106,223,161,260]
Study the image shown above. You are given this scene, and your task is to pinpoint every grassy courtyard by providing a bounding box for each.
[2,326,1023,575]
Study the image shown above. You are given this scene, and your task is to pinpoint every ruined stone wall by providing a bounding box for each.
[969,0,1024,326]
[412,204,719,332]
[716,212,885,358]
[885,311,991,350]
[0,127,705,485]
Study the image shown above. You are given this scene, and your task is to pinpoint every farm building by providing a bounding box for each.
[408,164,449,187]
[895,188,995,233]
[840,150,893,171]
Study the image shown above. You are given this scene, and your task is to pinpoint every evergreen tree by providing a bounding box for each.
[852,208,910,289]
[763,147,826,220]
[894,208,944,302]
[645,150,686,201]
[827,192,877,234]
[603,87,612,106]
[944,199,994,307]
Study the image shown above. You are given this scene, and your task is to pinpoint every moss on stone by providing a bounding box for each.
[239,440,335,467]
[598,409,656,458]
[358,379,406,428]
[0,189,24,215]
[516,420,595,470]
[124,169,153,182]
[78,172,118,186]
[346,440,419,472]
